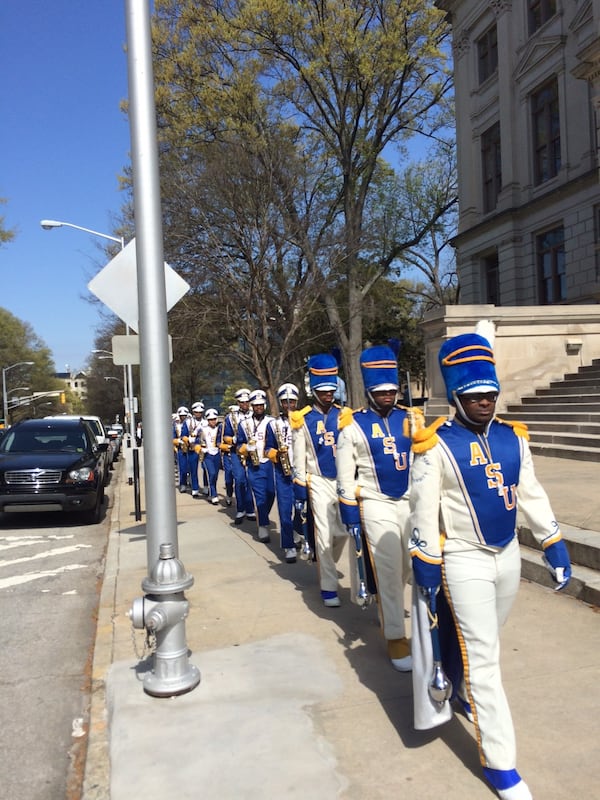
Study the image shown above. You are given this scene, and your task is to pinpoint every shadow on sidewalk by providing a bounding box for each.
[214,503,487,791]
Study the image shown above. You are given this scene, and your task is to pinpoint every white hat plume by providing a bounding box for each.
[474,319,496,348]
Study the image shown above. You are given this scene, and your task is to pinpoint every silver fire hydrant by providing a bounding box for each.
[128,542,201,697]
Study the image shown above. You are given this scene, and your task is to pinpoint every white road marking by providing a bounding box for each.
[0,563,87,589]
[0,534,74,552]
[0,544,92,568]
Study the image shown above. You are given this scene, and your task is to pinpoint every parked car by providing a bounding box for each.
[45,415,112,482]
[106,423,124,459]
[0,418,108,524]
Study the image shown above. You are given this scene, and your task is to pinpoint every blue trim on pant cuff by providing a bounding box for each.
[483,768,521,790]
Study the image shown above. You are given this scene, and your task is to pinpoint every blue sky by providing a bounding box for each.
[1,1,131,373]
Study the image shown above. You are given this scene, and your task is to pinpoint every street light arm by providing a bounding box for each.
[40,219,124,248]
[2,362,35,427]
[39,218,134,441]
[3,362,35,373]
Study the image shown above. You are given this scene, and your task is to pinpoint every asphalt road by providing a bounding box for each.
[0,469,115,800]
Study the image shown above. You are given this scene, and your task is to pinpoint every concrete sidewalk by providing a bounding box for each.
[82,455,600,800]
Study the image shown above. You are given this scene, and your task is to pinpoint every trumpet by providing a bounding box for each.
[275,423,292,476]
[180,436,189,454]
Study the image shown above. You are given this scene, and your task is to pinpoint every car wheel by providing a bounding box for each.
[83,487,104,525]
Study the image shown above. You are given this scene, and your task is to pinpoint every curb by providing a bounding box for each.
[81,468,124,800]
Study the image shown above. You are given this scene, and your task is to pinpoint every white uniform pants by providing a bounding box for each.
[443,536,521,770]
[361,494,411,642]
[308,474,348,593]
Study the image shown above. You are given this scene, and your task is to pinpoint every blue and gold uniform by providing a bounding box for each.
[292,354,348,605]
[236,389,275,542]
[221,389,255,523]
[409,327,571,800]
[265,383,299,563]
[337,344,422,670]
[172,406,192,492]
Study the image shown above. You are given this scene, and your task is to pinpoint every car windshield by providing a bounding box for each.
[0,429,89,454]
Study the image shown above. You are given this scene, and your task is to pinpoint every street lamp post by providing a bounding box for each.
[40,219,137,442]
[2,362,34,427]
[94,350,129,424]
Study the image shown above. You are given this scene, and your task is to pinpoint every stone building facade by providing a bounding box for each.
[437,0,600,306]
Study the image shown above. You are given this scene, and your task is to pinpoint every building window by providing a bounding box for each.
[483,252,500,305]
[528,0,556,35]
[532,78,560,184]
[481,122,502,212]
[537,226,565,303]
[477,24,498,84]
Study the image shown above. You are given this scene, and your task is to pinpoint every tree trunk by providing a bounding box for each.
[346,279,364,407]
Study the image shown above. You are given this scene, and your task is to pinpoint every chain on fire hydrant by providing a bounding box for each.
[128,542,201,697]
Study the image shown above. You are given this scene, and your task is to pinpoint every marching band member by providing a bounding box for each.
[190,401,210,496]
[408,325,571,800]
[222,389,256,524]
[336,345,422,671]
[199,408,222,505]
[172,406,192,493]
[265,383,299,563]
[219,404,238,506]
[291,354,348,607]
[187,401,206,498]
[236,389,275,542]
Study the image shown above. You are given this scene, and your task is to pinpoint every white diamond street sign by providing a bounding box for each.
[87,238,189,333]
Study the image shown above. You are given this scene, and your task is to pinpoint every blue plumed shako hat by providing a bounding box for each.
[438,333,500,402]
[360,345,399,391]
[307,353,338,392]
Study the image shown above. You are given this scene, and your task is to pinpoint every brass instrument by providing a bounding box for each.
[180,435,189,454]
[244,420,260,467]
[230,412,245,466]
[248,438,260,467]
[191,422,205,462]
[195,433,205,463]
[275,422,292,476]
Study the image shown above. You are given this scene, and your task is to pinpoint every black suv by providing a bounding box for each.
[0,418,108,524]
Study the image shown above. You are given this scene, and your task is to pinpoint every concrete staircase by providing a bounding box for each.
[505,358,600,462]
